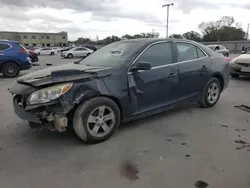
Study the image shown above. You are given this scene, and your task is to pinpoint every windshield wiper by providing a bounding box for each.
[74,57,85,64]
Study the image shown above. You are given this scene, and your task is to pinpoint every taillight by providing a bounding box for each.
[225,57,230,63]
[19,48,28,54]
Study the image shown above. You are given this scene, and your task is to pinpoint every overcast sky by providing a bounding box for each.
[0,0,249,40]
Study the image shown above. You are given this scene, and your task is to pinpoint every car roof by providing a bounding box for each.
[119,38,201,45]
[0,40,19,44]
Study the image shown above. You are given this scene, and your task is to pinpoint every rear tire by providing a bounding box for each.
[68,53,73,59]
[2,62,20,78]
[224,53,229,57]
[199,78,221,108]
[73,97,120,144]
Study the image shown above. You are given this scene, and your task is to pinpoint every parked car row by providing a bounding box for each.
[9,38,230,143]
[0,40,99,77]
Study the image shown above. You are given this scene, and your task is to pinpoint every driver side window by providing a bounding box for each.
[135,42,173,67]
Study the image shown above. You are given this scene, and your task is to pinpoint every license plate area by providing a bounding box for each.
[241,66,250,72]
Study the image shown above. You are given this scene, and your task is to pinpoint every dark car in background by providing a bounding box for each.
[83,45,98,51]
[60,47,74,53]
[0,40,32,77]
[29,50,39,62]
[10,38,229,143]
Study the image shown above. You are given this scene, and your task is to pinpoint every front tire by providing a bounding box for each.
[2,62,20,78]
[68,53,73,59]
[199,78,221,108]
[51,52,55,55]
[73,97,120,144]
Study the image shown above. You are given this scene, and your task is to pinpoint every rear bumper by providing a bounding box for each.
[20,60,32,70]
[20,64,32,70]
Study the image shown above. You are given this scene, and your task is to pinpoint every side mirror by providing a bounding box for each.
[131,61,152,72]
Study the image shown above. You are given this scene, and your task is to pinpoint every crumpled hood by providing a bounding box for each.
[17,63,113,87]
[232,54,250,64]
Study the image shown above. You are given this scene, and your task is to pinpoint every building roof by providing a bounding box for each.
[0,31,67,35]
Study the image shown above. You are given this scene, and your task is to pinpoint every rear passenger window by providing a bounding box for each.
[176,43,198,62]
[136,42,173,67]
[0,43,10,51]
[196,47,206,58]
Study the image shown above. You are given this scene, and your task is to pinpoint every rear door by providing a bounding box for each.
[173,42,211,100]
[128,42,179,115]
[0,43,11,64]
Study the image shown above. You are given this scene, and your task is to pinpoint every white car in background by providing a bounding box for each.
[229,50,250,78]
[38,48,57,55]
[62,47,94,58]
[207,45,230,57]
[33,47,42,54]
[52,47,61,53]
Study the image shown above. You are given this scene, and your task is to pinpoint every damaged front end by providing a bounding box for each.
[9,63,114,132]
[11,82,75,132]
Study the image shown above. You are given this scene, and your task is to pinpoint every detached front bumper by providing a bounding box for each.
[13,95,74,132]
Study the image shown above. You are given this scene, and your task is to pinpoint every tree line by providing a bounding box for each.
[69,16,247,46]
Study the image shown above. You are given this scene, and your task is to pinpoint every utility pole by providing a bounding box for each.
[162,3,174,38]
[247,23,250,40]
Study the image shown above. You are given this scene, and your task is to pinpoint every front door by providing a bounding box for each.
[128,42,179,115]
[0,43,10,64]
[173,42,211,100]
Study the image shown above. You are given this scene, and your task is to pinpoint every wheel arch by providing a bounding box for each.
[211,73,224,90]
[70,95,123,121]
[0,60,20,72]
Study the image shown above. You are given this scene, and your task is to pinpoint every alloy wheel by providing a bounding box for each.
[207,83,219,104]
[86,106,115,137]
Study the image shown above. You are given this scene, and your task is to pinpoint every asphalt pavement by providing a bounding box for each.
[1,54,250,188]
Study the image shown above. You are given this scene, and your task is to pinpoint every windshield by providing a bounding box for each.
[80,41,144,67]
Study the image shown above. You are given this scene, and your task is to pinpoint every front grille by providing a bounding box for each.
[236,63,250,67]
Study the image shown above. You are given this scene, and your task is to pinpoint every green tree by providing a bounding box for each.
[122,32,159,39]
[169,34,182,39]
[198,16,247,41]
[75,37,92,44]
[182,31,201,41]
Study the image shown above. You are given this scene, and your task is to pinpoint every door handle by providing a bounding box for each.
[201,65,208,71]
[168,73,177,79]
[201,65,208,69]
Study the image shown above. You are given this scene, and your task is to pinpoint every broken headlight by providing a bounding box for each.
[27,83,73,105]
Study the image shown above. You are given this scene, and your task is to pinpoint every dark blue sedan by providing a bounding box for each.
[10,38,229,143]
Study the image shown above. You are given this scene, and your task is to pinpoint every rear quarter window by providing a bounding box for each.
[0,43,11,51]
